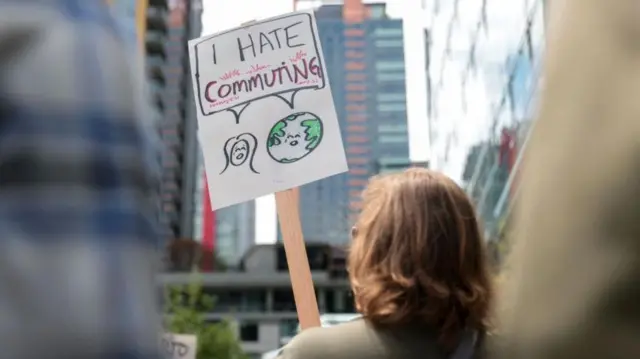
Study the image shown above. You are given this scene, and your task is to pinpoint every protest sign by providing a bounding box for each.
[161,333,197,359]
[189,11,348,210]
[188,10,347,329]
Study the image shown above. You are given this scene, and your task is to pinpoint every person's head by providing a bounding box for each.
[348,168,493,348]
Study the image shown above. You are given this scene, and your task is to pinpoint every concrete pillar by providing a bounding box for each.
[317,289,327,313]
[266,289,274,312]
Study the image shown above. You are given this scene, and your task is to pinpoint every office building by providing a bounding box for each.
[108,0,205,243]
[191,141,257,268]
[427,0,546,238]
[193,174,256,267]
[157,0,203,241]
[289,1,411,246]
[161,243,352,358]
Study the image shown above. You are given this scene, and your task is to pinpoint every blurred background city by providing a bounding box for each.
[106,0,545,357]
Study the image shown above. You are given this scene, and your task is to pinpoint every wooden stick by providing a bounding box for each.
[275,188,321,329]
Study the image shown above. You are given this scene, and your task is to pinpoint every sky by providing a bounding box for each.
[200,0,430,244]
[426,0,538,181]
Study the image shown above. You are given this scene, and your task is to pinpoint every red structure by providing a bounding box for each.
[499,127,517,172]
[201,172,216,271]
[342,0,370,222]
[498,126,521,204]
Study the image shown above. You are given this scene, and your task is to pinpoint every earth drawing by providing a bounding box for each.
[266,112,324,164]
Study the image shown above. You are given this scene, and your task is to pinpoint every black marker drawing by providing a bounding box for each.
[266,112,323,164]
[274,89,300,109]
[227,104,250,124]
[220,133,259,174]
[161,337,191,358]
[192,13,326,124]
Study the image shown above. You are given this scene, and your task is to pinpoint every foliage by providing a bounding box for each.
[267,120,287,147]
[165,281,247,359]
[301,118,322,150]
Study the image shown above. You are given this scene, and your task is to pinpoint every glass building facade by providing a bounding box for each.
[289,2,411,246]
[427,0,546,238]
[156,0,203,242]
[189,1,256,267]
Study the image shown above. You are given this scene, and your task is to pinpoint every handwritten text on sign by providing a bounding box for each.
[161,334,197,359]
[191,13,325,122]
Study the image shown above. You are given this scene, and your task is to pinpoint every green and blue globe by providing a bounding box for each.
[266,112,324,164]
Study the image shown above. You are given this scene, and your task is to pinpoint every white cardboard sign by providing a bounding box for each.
[188,10,348,210]
[161,333,197,359]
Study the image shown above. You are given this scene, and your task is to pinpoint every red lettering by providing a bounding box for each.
[289,50,308,63]
[218,84,232,98]
[220,69,241,80]
[204,81,217,103]
[203,56,323,105]
[246,64,270,74]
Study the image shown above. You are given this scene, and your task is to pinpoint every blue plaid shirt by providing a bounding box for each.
[0,1,163,358]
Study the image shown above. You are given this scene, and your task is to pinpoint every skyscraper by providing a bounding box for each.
[187,3,257,267]
[292,1,411,245]
[157,0,203,241]
[428,0,546,238]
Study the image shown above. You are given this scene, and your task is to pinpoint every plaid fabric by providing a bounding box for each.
[0,1,163,358]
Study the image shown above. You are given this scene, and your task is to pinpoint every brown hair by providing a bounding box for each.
[348,168,493,350]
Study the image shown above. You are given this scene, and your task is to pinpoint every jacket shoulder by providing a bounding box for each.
[277,320,367,359]
[277,319,441,359]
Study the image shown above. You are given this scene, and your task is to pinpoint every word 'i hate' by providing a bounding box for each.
[211,21,306,64]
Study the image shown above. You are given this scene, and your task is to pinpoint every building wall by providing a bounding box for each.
[427,0,546,237]
[193,160,256,267]
[160,243,352,357]
[214,200,256,266]
[158,0,203,241]
[295,2,411,246]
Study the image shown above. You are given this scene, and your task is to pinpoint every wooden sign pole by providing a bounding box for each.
[275,188,322,329]
[240,18,321,330]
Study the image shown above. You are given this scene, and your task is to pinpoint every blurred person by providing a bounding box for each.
[491,0,640,358]
[278,169,494,359]
[0,1,162,358]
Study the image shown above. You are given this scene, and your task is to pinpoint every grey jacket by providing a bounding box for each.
[277,319,480,359]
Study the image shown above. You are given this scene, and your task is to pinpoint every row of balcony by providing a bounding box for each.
[141,1,187,240]
[145,1,169,55]
[145,1,167,113]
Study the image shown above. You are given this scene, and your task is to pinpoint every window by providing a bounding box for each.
[374,27,403,37]
[369,5,387,19]
[379,134,408,143]
[377,73,405,82]
[378,156,409,166]
[378,167,403,174]
[375,39,403,48]
[375,61,405,71]
[239,323,259,342]
[377,93,406,102]
[378,103,406,112]
[378,124,407,133]
[279,320,299,338]
[529,1,545,64]
[273,289,296,312]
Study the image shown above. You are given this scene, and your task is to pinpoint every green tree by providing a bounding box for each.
[165,281,247,359]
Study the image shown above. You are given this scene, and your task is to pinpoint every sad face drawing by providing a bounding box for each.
[266,112,324,164]
[220,133,259,174]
